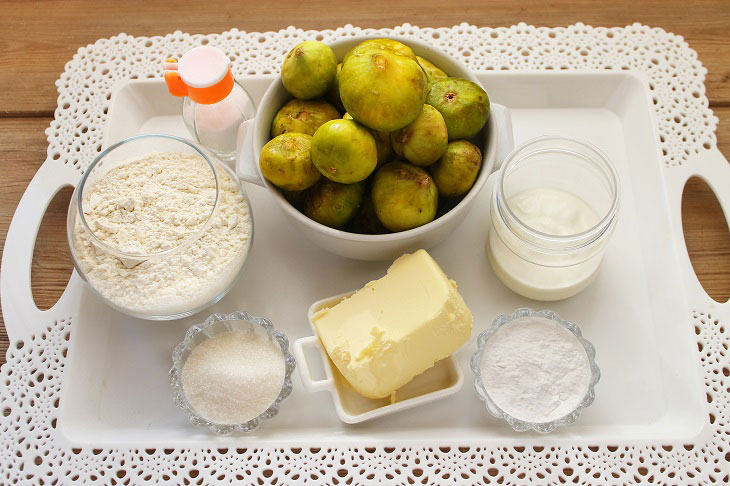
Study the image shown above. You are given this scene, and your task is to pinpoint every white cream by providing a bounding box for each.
[488,187,604,301]
[507,188,600,236]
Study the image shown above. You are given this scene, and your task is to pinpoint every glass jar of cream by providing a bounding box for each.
[488,137,620,301]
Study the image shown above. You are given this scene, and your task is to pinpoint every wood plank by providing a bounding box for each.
[680,104,730,302]
[0,0,729,115]
[0,117,62,364]
[682,176,730,303]
[2,108,730,366]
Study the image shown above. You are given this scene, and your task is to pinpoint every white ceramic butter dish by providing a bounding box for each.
[293,291,464,424]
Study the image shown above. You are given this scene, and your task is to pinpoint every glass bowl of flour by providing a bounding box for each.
[470,308,600,433]
[67,134,254,320]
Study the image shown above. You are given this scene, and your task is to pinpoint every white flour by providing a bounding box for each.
[82,152,217,255]
[181,329,285,425]
[73,152,251,316]
[479,316,591,423]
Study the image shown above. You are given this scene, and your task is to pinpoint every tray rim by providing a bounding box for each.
[60,70,709,447]
[51,70,715,447]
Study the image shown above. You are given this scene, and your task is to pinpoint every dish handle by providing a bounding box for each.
[489,103,515,173]
[666,146,730,312]
[292,335,335,392]
[235,119,265,187]
[1,161,78,342]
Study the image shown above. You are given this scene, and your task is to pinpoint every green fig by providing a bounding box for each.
[339,40,427,132]
[282,189,307,209]
[348,191,390,234]
[391,104,448,166]
[344,112,393,167]
[372,129,394,167]
[426,78,490,140]
[305,179,365,229]
[431,140,482,197]
[271,99,340,138]
[311,119,377,183]
[281,41,337,100]
[259,133,320,191]
[325,63,345,112]
[417,56,448,84]
[372,161,438,231]
[343,38,417,64]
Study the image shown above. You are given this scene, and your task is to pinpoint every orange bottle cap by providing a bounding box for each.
[163,46,234,105]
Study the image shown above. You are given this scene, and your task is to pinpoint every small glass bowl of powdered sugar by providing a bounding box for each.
[470,308,600,433]
[170,312,296,435]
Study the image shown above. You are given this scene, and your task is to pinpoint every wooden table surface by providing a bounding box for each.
[1,1,729,366]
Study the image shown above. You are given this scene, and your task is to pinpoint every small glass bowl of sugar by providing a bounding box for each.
[470,308,600,434]
[170,312,296,435]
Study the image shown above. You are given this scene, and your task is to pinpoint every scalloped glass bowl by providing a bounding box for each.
[470,308,600,434]
[169,312,296,435]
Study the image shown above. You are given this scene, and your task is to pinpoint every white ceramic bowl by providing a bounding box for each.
[293,291,463,424]
[237,36,514,261]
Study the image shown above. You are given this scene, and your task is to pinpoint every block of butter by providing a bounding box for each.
[312,249,473,399]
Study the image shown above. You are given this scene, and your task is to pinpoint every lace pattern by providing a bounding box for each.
[2,23,727,484]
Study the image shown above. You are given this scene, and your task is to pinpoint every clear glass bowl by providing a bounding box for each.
[470,307,600,433]
[66,134,254,320]
[169,312,296,435]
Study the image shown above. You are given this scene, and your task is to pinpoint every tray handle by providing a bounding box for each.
[1,161,78,342]
[667,146,730,311]
[293,335,335,392]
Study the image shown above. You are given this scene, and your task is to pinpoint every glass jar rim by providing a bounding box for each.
[496,136,620,251]
[76,133,221,261]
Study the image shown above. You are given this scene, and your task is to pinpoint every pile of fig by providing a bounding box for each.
[260,38,490,233]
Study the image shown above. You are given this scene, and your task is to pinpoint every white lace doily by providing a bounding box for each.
[2,23,728,485]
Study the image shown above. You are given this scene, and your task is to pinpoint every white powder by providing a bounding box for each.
[82,152,217,255]
[73,152,251,316]
[181,330,286,424]
[479,316,591,423]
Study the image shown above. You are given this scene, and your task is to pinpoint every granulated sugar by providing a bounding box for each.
[479,316,591,423]
[181,330,286,425]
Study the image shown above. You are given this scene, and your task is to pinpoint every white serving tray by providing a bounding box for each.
[44,71,705,447]
[2,71,723,449]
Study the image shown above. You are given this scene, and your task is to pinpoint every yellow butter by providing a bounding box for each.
[312,249,473,399]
